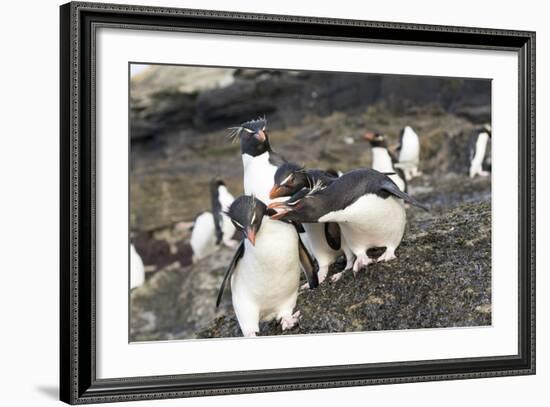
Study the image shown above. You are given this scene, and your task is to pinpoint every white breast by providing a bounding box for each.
[130,244,145,289]
[398,126,420,164]
[302,223,340,268]
[371,147,394,173]
[319,194,406,256]
[189,212,217,262]
[231,219,300,318]
[242,152,277,204]
[471,132,489,167]
[371,147,405,191]
[217,185,235,212]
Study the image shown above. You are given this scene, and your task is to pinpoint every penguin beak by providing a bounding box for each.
[254,130,266,143]
[363,131,376,141]
[267,201,291,220]
[245,227,257,246]
[269,184,286,199]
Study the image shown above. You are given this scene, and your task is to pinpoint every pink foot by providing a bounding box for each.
[281,311,301,331]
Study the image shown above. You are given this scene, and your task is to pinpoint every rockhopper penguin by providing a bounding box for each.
[229,117,286,204]
[396,126,422,181]
[210,178,237,248]
[270,163,355,282]
[269,168,429,277]
[363,131,407,192]
[189,179,236,262]
[468,124,492,178]
[215,195,318,337]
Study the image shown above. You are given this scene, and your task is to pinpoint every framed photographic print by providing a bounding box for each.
[60,1,536,404]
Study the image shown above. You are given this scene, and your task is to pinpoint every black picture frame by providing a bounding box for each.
[60,1,536,404]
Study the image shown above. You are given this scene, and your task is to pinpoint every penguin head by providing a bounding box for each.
[231,117,271,157]
[363,131,388,148]
[226,195,275,246]
[270,162,308,199]
[210,178,225,194]
[268,181,325,223]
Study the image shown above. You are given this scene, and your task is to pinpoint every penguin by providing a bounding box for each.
[468,124,492,178]
[215,195,318,337]
[396,126,422,181]
[270,162,355,282]
[363,131,407,192]
[210,178,237,248]
[189,179,236,262]
[189,211,218,262]
[130,244,145,289]
[268,168,429,276]
[229,117,286,204]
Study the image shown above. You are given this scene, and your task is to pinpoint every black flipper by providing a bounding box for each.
[292,221,306,234]
[210,183,224,244]
[324,223,341,251]
[381,180,429,211]
[213,209,224,245]
[215,240,245,308]
[298,237,319,289]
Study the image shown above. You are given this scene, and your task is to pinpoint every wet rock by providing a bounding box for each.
[130,247,236,341]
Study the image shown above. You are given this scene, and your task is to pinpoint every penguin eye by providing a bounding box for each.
[281,174,294,186]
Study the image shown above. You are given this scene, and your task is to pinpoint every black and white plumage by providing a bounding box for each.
[396,126,422,181]
[468,124,492,178]
[363,131,407,192]
[269,168,428,276]
[210,178,237,246]
[270,163,354,282]
[230,117,286,204]
[189,179,236,262]
[216,195,318,337]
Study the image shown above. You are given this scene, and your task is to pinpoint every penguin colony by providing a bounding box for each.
[137,117,491,334]
[212,117,438,338]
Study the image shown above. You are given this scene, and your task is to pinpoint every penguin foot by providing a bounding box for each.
[480,171,490,177]
[331,271,346,282]
[378,248,396,262]
[353,255,372,274]
[244,331,257,337]
[281,311,301,331]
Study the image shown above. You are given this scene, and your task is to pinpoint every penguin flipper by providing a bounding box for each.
[298,237,319,289]
[213,211,224,245]
[215,240,245,308]
[381,180,429,211]
[324,223,341,251]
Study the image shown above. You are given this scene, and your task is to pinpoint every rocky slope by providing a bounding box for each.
[130,174,491,341]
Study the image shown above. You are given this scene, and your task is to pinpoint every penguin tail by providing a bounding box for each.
[381,181,430,211]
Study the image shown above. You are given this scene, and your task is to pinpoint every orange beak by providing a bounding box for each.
[363,131,376,141]
[254,130,266,143]
[269,184,284,200]
[245,228,256,246]
[267,201,290,220]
